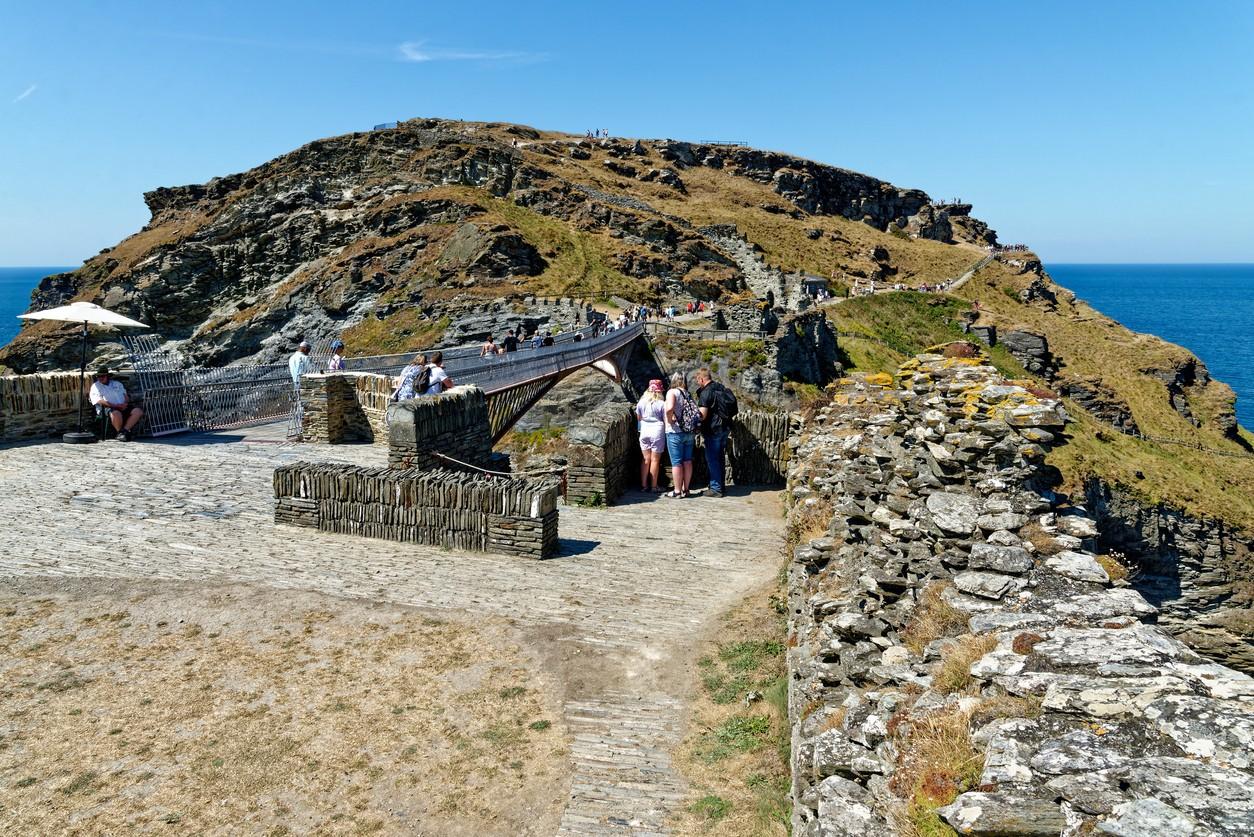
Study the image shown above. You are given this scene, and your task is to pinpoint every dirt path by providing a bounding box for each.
[0,431,785,834]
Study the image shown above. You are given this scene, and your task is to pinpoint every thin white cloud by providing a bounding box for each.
[13,84,37,104]
[397,41,545,64]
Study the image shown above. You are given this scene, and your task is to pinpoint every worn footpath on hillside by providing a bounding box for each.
[0,428,783,835]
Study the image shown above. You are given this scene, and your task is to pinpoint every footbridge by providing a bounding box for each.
[417,324,646,441]
[126,324,649,442]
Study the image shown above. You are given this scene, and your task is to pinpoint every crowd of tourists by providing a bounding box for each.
[634,367,737,499]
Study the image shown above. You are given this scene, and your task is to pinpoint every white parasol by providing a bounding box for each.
[18,301,150,443]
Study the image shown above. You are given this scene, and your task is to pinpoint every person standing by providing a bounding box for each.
[480,335,497,358]
[326,339,346,372]
[425,351,453,395]
[636,379,667,492]
[664,372,697,498]
[289,340,311,385]
[502,329,519,353]
[695,367,734,498]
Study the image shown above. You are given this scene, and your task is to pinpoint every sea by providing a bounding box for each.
[1048,264,1254,428]
[0,267,75,349]
[1,263,1251,426]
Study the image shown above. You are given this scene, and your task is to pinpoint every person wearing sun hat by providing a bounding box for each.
[636,378,667,493]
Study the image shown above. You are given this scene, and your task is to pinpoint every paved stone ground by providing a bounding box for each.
[0,426,784,834]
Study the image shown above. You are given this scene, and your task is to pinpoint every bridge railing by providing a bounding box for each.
[642,321,766,341]
[339,324,599,377]
[452,324,644,394]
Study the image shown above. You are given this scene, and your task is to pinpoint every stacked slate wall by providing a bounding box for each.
[684,410,795,488]
[565,404,637,505]
[274,462,559,558]
[785,350,1254,835]
[300,373,391,444]
[0,372,90,442]
[387,386,493,471]
[729,410,795,485]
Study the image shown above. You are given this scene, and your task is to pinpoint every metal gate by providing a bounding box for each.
[124,336,299,436]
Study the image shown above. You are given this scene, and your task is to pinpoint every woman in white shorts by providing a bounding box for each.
[636,379,667,492]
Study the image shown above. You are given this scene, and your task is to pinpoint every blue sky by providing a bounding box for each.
[2,1,1251,265]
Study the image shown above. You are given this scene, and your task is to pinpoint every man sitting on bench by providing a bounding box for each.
[89,367,143,442]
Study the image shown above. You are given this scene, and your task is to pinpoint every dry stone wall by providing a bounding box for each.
[274,462,559,558]
[565,403,637,505]
[0,372,90,442]
[386,386,493,471]
[729,410,795,486]
[299,373,392,444]
[785,349,1254,836]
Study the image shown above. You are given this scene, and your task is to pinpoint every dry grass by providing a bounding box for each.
[889,707,982,837]
[901,582,969,655]
[932,634,998,694]
[0,583,569,836]
[969,694,1043,728]
[1019,521,1065,556]
[786,498,833,547]
[1095,553,1131,583]
[673,581,790,837]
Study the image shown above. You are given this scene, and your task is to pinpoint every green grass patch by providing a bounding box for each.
[487,197,650,300]
[696,714,772,763]
[689,794,732,821]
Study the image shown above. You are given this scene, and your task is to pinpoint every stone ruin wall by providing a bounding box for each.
[300,373,392,444]
[0,371,149,442]
[565,404,637,506]
[386,386,494,472]
[785,351,1254,835]
[0,372,90,442]
[273,462,559,559]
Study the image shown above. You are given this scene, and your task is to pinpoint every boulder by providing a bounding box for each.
[938,791,1067,835]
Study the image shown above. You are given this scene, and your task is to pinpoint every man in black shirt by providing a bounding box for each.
[502,329,520,352]
[695,367,730,497]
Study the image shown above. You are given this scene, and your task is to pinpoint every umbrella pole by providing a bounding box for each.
[78,322,87,433]
[63,321,96,444]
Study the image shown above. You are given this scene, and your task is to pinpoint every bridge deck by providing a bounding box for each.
[0,429,783,834]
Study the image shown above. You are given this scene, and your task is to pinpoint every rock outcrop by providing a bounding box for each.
[1084,479,1254,673]
[786,348,1253,835]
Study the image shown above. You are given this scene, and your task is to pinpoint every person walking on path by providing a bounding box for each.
[664,372,699,498]
[502,329,519,352]
[695,367,735,498]
[288,340,311,385]
[480,335,497,358]
[326,339,346,372]
[636,379,667,492]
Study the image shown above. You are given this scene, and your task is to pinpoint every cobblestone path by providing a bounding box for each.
[0,429,784,834]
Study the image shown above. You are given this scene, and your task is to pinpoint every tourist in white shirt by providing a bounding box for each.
[89,368,144,442]
[288,341,311,384]
[425,351,454,395]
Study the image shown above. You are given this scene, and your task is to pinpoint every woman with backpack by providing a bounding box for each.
[393,353,429,401]
[663,372,700,499]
